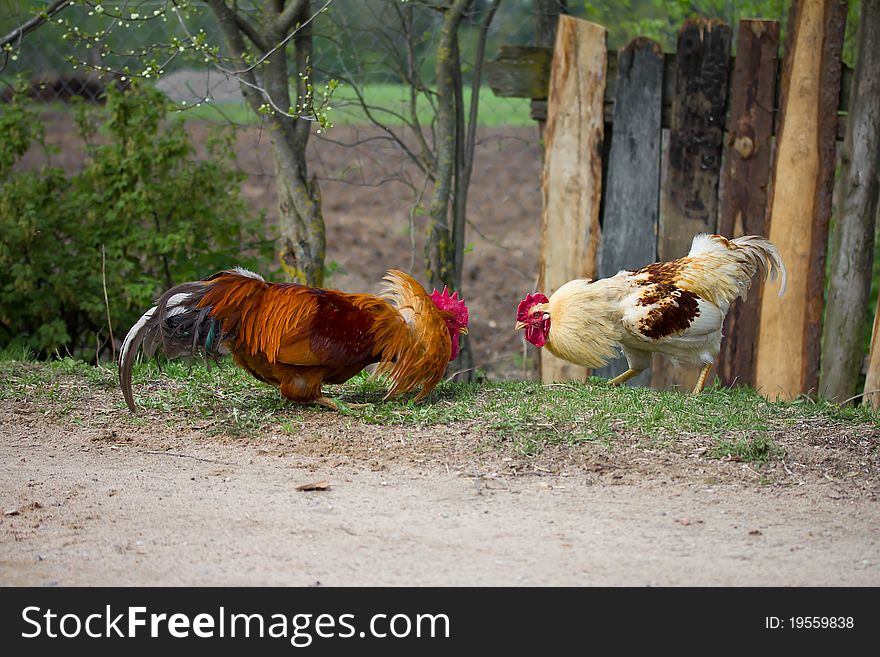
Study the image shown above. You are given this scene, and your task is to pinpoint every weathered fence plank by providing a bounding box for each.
[846,0,880,408]
[487,50,852,136]
[715,19,780,388]
[754,0,847,400]
[651,17,731,391]
[539,15,607,383]
[822,0,880,404]
[594,37,663,386]
[486,46,553,99]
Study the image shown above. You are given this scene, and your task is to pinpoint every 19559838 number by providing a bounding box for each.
[789,617,854,629]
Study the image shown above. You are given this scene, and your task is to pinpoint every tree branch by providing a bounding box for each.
[396,0,437,176]
[464,0,501,183]
[425,0,470,288]
[0,0,70,51]
[292,0,313,149]
[275,0,310,35]
[454,0,500,290]
[452,34,467,291]
[202,0,265,117]
[325,71,431,178]
[232,9,269,51]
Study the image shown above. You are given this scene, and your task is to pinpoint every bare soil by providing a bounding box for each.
[2,386,879,586]
[3,112,878,586]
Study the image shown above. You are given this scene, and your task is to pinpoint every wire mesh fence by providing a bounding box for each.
[1,0,545,126]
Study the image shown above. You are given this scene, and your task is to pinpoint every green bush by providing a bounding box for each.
[0,82,275,361]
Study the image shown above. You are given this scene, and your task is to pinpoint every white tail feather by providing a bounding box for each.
[730,234,787,297]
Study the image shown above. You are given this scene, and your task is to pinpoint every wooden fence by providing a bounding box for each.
[485,0,878,403]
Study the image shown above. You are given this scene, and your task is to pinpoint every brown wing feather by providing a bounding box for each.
[197,273,318,363]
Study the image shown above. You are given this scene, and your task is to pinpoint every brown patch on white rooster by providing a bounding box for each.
[637,288,701,340]
[633,259,691,286]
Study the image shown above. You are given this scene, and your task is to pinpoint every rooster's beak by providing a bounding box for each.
[514,321,525,331]
[459,327,468,335]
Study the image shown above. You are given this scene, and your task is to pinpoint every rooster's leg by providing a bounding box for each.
[339,401,370,409]
[607,368,641,386]
[314,396,342,411]
[313,396,370,411]
[692,363,713,395]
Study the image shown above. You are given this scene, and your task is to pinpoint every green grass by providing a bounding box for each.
[182,82,533,127]
[1,354,878,462]
[708,435,783,464]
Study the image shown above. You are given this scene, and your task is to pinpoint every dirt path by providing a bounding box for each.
[2,412,878,586]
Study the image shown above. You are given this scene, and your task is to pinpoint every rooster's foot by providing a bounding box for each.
[607,368,641,387]
[691,363,713,395]
[313,396,369,412]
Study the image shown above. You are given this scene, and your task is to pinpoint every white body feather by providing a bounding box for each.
[541,234,786,372]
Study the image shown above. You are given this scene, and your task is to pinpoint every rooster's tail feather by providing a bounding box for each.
[685,233,787,305]
[729,235,787,297]
[119,280,230,412]
[375,269,450,401]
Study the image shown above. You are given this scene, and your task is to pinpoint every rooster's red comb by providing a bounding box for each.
[431,286,469,327]
[516,292,549,321]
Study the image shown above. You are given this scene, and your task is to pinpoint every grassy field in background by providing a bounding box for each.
[183,82,533,127]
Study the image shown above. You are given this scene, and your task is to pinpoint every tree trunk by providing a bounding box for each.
[424,0,470,290]
[206,0,326,285]
[445,0,500,383]
[271,131,326,286]
[821,0,880,403]
[266,1,325,285]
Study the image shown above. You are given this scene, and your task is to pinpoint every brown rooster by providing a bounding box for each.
[119,268,468,411]
[515,234,786,393]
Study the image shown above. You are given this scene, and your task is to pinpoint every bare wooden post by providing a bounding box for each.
[715,19,781,388]
[822,0,880,404]
[594,37,664,386]
[539,15,607,383]
[867,264,880,406]
[651,18,731,391]
[754,0,847,401]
